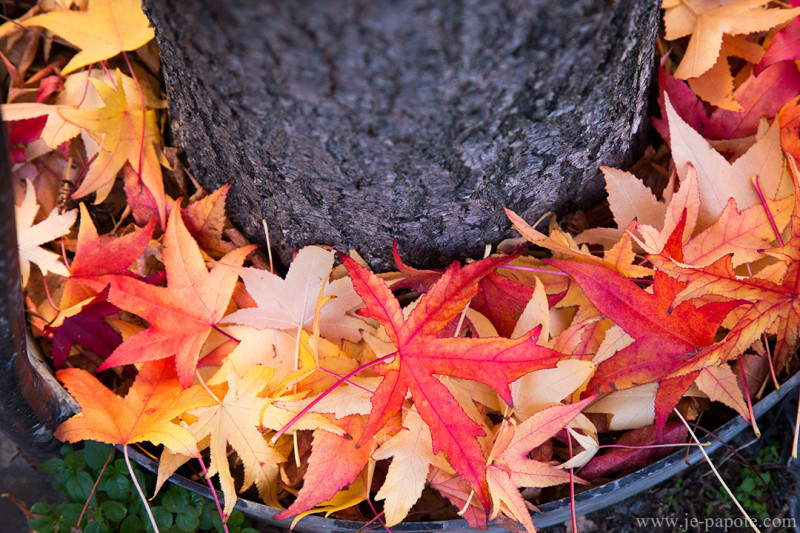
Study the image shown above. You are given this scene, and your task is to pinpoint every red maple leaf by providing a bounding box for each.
[275,414,372,520]
[341,254,564,509]
[46,287,121,368]
[62,203,155,308]
[547,219,742,437]
[655,62,800,141]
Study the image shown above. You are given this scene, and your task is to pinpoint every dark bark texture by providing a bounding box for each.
[143,0,659,270]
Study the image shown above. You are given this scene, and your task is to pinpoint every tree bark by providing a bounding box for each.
[142,0,659,270]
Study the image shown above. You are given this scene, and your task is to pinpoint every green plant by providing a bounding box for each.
[710,443,780,522]
[28,441,260,533]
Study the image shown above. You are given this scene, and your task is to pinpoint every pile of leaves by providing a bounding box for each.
[3,0,800,531]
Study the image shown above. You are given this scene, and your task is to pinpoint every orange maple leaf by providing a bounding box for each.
[649,167,800,374]
[341,254,564,510]
[54,359,216,456]
[487,398,594,532]
[275,414,372,521]
[74,201,256,387]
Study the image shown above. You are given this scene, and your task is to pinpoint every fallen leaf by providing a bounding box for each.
[15,178,76,287]
[188,365,341,517]
[46,286,121,368]
[579,422,688,480]
[224,246,365,343]
[74,201,255,387]
[25,0,155,74]
[666,94,791,227]
[342,254,564,511]
[275,414,371,521]
[54,359,215,456]
[59,71,166,225]
[663,0,800,79]
[61,202,155,308]
[372,409,453,527]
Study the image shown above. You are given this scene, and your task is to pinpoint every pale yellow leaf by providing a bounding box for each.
[373,409,453,527]
[15,179,76,287]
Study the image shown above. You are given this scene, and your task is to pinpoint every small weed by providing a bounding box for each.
[28,442,259,533]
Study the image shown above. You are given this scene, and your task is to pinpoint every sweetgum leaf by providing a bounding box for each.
[341,254,564,514]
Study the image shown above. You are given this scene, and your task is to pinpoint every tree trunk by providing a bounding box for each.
[142,0,659,270]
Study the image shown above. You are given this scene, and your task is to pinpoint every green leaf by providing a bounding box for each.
[183,504,202,519]
[56,502,84,528]
[84,441,115,471]
[27,515,55,533]
[163,485,189,513]
[30,501,53,514]
[103,473,130,500]
[102,500,128,522]
[227,510,245,527]
[120,514,144,533]
[84,519,109,533]
[175,511,200,532]
[63,450,86,471]
[146,506,173,532]
[40,457,65,475]
[65,470,95,502]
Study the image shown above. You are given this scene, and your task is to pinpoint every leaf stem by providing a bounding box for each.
[793,387,800,459]
[762,333,779,391]
[498,265,568,276]
[750,175,785,247]
[196,370,222,404]
[269,352,396,445]
[122,50,147,186]
[599,442,708,450]
[363,488,392,533]
[196,453,230,531]
[674,409,760,533]
[567,431,577,533]
[77,447,115,528]
[123,444,160,533]
[262,219,274,274]
[736,354,761,437]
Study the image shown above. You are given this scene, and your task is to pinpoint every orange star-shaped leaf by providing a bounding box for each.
[55,359,216,456]
[75,201,256,387]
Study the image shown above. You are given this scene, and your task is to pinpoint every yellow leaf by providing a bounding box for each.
[687,35,764,110]
[576,167,666,248]
[584,383,657,431]
[663,0,800,79]
[25,0,154,74]
[372,409,454,526]
[187,365,343,516]
[666,94,792,228]
[511,360,595,421]
[695,365,750,421]
[15,179,76,287]
[59,71,166,224]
